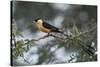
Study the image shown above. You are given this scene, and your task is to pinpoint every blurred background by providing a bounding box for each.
[11,1,97,66]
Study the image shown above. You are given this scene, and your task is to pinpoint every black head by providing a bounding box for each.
[34,18,41,22]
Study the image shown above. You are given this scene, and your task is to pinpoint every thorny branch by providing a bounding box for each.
[28,26,96,42]
[28,33,66,42]
[70,26,97,39]
[21,54,30,64]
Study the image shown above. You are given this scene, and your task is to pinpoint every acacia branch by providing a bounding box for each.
[32,34,50,41]
[31,33,65,41]
[70,26,97,39]
[24,26,96,43]
[22,55,30,64]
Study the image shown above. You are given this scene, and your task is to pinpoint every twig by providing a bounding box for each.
[32,34,49,41]
[70,26,97,39]
[24,26,96,43]
[49,34,66,40]
[22,55,30,64]
[31,33,66,41]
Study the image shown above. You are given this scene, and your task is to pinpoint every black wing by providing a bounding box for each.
[43,22,59,32]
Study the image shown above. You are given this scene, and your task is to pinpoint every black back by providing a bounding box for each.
[43,22,59,32]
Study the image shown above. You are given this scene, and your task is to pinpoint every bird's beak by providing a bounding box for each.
[32,21,35,24]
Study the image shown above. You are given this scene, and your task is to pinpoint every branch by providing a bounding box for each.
[70,26,97,39]
[22,55,30,64]
[32,34,49,41]
[24,26,96,43]
[30,33,66,41]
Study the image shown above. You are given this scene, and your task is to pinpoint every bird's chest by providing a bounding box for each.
[35,22,51,33]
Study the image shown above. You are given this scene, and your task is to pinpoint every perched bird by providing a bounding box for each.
[33,18,63,34]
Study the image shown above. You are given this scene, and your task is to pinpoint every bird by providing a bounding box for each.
[33,18,64,34]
